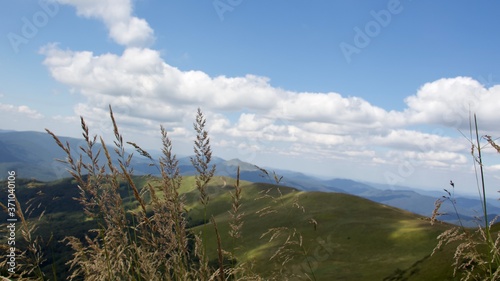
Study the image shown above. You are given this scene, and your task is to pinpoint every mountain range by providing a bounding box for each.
[1,130,498,226]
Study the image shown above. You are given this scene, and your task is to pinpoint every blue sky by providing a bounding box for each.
[1,0,500,195]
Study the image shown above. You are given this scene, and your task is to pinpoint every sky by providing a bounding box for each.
[1,0,500,196]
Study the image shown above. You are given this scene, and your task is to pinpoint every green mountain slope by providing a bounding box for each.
[1,175,458,280]
[184,177,454,280]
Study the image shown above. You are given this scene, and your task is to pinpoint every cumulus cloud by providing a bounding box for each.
[40,45,283,111]
[41,39,500,170]
[0,103,44,119]
[371,129,466,152]
[274,92,401,128]
[36,0,500,182]
[0,102,88,139]
[55,0,155,47]
[386,150,468,169]
[404,77,500,131]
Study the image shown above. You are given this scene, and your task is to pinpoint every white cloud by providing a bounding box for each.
[235,113,273,132]
[40,45,284,113]
[386,150,468,167]
[40,42,500,168]
[404,77,500,132]
[0,103,44,119]
[371,129,466,152]
[55,0,154,47]
[0,102,86,139]
[485,164,500,172]
[31,0,500,190]
[274,92,401,128]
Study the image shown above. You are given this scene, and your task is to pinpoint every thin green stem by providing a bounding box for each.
[474,114,497,277]
[301,245,317,281]
[474,114,488,231]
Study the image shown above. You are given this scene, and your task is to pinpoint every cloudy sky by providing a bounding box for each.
[1,0,500,196]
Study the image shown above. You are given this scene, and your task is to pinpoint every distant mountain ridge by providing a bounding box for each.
[1,130,498,226]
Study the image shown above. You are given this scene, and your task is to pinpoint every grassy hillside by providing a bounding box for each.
[184,177,455,280]
[1,175,459,280]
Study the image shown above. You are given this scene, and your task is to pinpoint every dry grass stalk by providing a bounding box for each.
[2,106,320,280]
[210,216,225,281]
[191,108,216,208]
[229,167,244,241]
[431,114,500,280]
[253,167,317,280]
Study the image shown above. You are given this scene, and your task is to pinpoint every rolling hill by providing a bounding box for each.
[0,175,459,280]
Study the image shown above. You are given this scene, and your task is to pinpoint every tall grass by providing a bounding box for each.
[44,106,231,280]
[254,167,317,281]
[1,106,317,280]
[0,196,46,280]
[431,114,500,280]
[190,108,216,276]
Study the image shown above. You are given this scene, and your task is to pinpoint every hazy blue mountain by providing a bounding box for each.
[322,178,378,195]
[364,181,446,198]
[0,131,79,180]
[0,130,161,180]
[2,130,498,226]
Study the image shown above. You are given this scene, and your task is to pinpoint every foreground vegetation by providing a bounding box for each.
[1,108,499,280]
[1,174,456,280]
[427,115,500,280]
